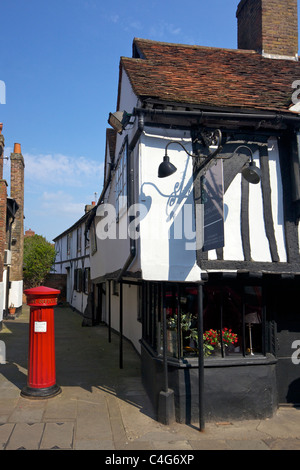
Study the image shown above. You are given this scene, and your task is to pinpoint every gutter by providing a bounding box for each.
[133,106,300,126]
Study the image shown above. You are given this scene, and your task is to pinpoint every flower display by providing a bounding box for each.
[204,328,238,348]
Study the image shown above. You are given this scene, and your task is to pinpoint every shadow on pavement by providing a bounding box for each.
[0,304,156,421]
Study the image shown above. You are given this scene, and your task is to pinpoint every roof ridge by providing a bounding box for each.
[133,37,257,55]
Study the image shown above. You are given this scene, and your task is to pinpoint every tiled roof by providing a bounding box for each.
[120,38,300,113]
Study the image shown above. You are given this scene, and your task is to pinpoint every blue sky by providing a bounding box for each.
[0,0,299,242]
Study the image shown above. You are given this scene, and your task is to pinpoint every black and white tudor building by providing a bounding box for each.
[84,0,300,424]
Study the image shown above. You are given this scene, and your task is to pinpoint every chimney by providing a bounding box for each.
[10,143,25,284]
[0,124,7,284]
[0,123,4,180]
[25,228,35,238]
[236,0,299,59]
[84,201,96,213]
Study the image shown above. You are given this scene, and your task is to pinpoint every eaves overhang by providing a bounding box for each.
[133,103,300,132]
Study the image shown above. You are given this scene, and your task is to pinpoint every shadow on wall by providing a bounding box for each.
[286,378,300,405]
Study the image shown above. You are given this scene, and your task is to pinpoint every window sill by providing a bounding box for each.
[140,340,277,368]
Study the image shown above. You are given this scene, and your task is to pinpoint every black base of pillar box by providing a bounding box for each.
[157,389,175,425]
[21,384,61,399]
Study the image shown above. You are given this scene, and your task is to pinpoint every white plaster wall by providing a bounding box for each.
[9,280,23,309]
[0,281,4,322]
[138,129,201,282]
[53,220,90,313]
[220,172,244,261]
[209,137,287,263]
[91,66,289,283]
[248,149,272,261]
[2,269,7,310]
[106,281,142,353]
[267,138,287,262]
[90,69,139,282]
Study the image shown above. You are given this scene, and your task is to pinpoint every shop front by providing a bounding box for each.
[140,274,298,423]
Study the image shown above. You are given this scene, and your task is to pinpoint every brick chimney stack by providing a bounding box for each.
[0,124,7,284]
[0,123,4,179]
[236,0,299,59]
[10,143,25,284]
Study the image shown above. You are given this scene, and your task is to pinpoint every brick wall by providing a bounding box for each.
[45,273,67,302]
[10,144,24,282]
[0,180,7,282]
[0,130,6,283]
[0,126,4,180]
[237,0,298,57]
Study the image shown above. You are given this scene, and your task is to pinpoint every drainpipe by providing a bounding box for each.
[117,112,144,370]
[84,160,114,242]
[198,283,205,432]
[117,112,144,282]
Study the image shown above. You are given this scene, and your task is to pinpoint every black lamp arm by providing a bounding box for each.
[164,140,195,157]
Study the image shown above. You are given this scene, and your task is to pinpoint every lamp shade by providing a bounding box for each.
[242,161,261,184]
[158,156,177,178]
[245,312,261,324]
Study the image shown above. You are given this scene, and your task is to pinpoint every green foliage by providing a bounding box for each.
[167,313,214,357]
[23,235,56,288]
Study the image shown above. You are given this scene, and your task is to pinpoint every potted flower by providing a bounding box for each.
[167,313,215,357]
[203,328,238,356]
[9,303,16,315]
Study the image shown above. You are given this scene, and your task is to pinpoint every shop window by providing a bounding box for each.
[142,281,265,360]
[164,284,199,358]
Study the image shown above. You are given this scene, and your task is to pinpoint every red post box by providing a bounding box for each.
[21,286,61,399]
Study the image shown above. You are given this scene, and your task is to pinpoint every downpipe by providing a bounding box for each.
[117,113,144,282]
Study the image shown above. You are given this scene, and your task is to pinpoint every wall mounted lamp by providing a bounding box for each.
[108,110,132,134]
[158,141,194,178]
[234,145,261,185]
[158,129,223,179]
[158,133,261,185]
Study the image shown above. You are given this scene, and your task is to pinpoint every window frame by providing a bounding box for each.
[115,136,128,221]
[141,280,268,361]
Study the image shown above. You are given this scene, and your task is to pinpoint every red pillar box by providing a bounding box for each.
[21,286,61,399]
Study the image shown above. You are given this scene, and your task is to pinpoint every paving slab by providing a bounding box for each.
[75,400,112,442]
[227,439,270,450]
[40,422,74,450]
[5,423,44,450]
[43,396,77,422]
[74,438,115,450]
[0,424,14,450]
[267,438,300,450]
[1,305,300,451]
[8,398,46,423]
[190,439,231,450]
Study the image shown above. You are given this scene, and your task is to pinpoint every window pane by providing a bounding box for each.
[203,285,242,357]
[244,286,262,355]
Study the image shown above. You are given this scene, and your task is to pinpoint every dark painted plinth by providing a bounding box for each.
[21,384,61,399]
[141,341,278,424]
[158,389,175,425]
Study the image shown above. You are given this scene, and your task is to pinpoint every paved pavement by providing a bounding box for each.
[0,303,300,453]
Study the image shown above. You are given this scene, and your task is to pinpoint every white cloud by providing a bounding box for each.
[24,151,103,187]
[110,14,120,24]
[149,21,182,39]
[42,190,85,216]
